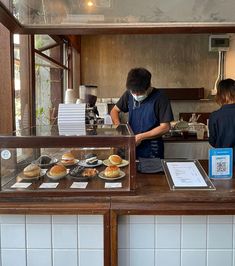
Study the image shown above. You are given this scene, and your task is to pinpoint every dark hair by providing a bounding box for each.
[216,78,235,105]
[126,68,151,93]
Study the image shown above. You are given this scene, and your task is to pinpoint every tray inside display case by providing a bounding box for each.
[0,124,136,196]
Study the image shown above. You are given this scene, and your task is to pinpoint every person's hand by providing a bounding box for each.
[135,134,144,146]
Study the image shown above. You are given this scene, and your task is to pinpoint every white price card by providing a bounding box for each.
[11,182,32,189]
[70,182,88,189]
[39,183,59,189]
[105,182,122,188]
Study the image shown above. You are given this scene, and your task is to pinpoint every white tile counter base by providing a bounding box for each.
[0,215,104,266]
[118,215,235,266]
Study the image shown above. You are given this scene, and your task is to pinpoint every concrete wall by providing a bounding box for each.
[80,34,223,117]
[81,34,218,99]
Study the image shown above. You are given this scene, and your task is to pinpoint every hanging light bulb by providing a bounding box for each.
[87,1,94,7]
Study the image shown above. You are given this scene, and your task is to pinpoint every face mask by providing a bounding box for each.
[132,94,148,102]
[131,87,152,102]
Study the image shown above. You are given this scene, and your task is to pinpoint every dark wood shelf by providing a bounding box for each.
[161,87,204,100]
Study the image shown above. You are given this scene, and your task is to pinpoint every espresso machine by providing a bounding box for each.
[79,85,100,125]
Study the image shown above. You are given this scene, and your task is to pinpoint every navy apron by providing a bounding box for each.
[128,90,164,159]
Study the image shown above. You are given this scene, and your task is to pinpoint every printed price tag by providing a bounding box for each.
[11,182,32,189]
[39,183,59,189]
[105,182,122,188]
[70,182,88,189]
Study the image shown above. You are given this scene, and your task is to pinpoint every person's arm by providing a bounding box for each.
[110,105,121,125]
[110,91,129,125]
[135,122,170,146]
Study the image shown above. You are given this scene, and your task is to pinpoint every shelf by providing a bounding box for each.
[162,88,204,100]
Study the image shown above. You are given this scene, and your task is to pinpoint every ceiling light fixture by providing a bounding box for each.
[87,1,94,7]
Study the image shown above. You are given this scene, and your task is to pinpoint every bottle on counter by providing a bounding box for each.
[104,113,113,125]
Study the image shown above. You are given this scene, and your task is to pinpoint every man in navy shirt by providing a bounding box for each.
[209,79,235,163]
[110,67,173,159]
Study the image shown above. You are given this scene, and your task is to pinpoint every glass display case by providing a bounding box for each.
[0,124,136,196]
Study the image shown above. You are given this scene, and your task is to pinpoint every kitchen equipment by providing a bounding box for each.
[189,113,201,123]
[79,85,97,107]
[79,85,101,124]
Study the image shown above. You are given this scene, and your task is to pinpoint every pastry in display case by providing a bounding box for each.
[0,124,136,196]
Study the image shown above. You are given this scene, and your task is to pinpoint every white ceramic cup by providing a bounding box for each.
[64,89,76,104]
[196,125,205,140]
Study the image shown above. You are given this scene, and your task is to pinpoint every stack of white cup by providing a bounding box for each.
[64,89,76,104]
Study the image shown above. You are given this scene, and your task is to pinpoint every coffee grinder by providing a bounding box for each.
[79,85,100,124]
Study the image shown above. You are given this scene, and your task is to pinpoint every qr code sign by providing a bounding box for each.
[212,155,230,176]
[216,161,227,173]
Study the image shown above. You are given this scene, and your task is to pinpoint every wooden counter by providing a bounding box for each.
[0,161,233,214]
[111,167,235,215]
[0,161,234,266]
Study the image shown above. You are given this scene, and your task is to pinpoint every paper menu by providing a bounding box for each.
[166,162,207,187]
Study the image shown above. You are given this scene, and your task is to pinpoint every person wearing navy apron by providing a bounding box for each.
[111,67,174,159]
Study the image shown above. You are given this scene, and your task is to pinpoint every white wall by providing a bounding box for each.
[225,34,235,80]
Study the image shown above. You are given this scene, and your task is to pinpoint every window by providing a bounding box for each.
[34,35,68,126]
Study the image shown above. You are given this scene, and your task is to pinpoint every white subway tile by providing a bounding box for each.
[1,224,25,248]
[130,249,154,266]
[207,250,233,266]
[118,224,130,249]
[2,249,26,266]
[155,249,180,266]
[52,224,77,248]
[26,215,51,224]
[182,216,207,224]
[27,249,52,266]
[78,224,103,249]
[181,250,206,266]
[208,215,233,224]
[52,215,77,224]
[130,215,154,224]
[118,249,130,266]
[156,216,181,224]
[118,216,130,224]
[156,224,180,249]
[208,224,233,249]
[53,249,77,266]
[78,215,103,224]
[26,224,51,249]
[130,224,154,249]
[0,214,25,224]
[182,224,206,249]
[79,249,103,266]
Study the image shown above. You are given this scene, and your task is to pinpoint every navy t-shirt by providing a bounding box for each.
[209,103,235,161]
[116,88,173,126]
